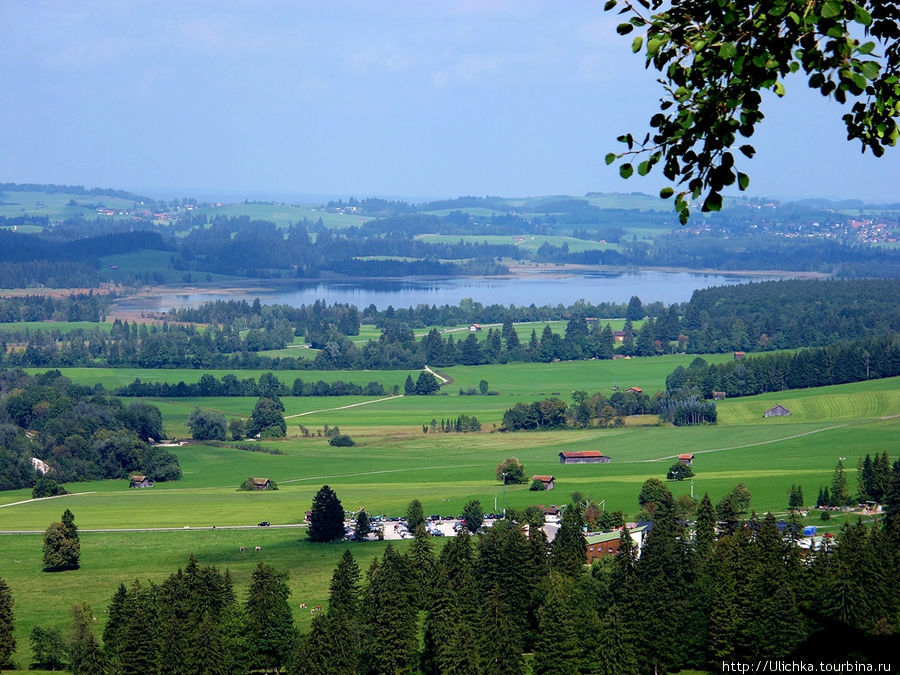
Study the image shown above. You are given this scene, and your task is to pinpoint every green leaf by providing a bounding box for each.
[616,23,634,35]
[860,61,880,80]
[738,144,756,158]
[853,4,872,25]
[773,81,786,97]
[660,187,674,199]
[738,172,750,190]
[702,192,723,212]
[718,42,737,59]
[619,163,634,179]
[603,0,617,10]
[605,153,617,165]
[632,35,643,53]
[821,1,842,18]
[858,41,875,55]
[637,160,650,176]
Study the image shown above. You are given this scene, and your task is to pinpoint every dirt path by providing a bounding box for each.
[0,491,96,509]
[423,365,450,384]
[284,394,404,419]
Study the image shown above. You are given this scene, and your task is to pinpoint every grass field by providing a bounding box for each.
[0,321,114,335]
[191,203,371,229]
[3,358,898,669]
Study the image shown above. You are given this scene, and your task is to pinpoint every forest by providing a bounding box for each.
[0,370,179,489]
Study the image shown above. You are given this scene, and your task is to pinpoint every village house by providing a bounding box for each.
[734,351,746,360]
[677,453,695,466]
[130,475,154,488]
[531,475,555,490]
[468,323,482,332]
[613,330,626,343]
[585,524,651,563]
[624,386,643,394]
[559,451,611,464]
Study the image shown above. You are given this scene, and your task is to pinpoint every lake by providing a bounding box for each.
[116,269,794,313]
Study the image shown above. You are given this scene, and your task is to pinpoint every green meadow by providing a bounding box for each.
[191,203,371,229]
[3,354,898,669]
[414,233,619,253]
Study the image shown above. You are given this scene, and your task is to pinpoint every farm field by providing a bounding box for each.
[191,203,371,229]
[414,233,619,253]
[0,321,114,335]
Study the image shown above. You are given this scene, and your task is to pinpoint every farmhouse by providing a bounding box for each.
[734,351,746,360]
[468,323,482,332]
[531,475,555,490]
[130,475,154,488]
[764,405,791,418]
[249,477,271,490]
[625,386,643,394]
[677,453,695,466]
[585,524,651,563]
[613,330,626,343]
[559,451,611,464]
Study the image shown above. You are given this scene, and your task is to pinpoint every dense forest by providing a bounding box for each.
[7,476,899,673]
[0,369,179,490]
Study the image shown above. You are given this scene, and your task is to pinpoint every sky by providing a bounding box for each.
[1,0,897,204]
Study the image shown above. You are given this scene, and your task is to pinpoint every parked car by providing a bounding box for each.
[258,521,270,527]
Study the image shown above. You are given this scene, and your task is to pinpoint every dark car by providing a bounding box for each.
[258,521,270,527]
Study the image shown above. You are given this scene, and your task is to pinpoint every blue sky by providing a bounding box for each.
[1,0,897,203]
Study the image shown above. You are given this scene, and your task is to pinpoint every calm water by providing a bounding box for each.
[117,270,790,313]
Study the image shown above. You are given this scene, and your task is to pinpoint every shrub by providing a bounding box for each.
[329,434,355,447]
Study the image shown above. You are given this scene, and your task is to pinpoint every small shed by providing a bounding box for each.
[130,475,154,488]
[625,386,643,394]
[249,477,271,490]
[677,453,695,466]
[734,351,746,360]
[559,451,611,464]
[531,475,555,490]
[468,323,482,332]
[764,405,791,418]
[613,331,626,343]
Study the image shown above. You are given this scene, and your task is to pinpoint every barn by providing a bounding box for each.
[559,451,611,464]
[130,475,154,488]
[531,475,555,490]
[764,405,791,418]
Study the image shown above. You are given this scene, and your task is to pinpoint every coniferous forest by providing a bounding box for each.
[4,477,899,674]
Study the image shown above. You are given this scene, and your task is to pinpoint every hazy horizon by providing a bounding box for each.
[3,1,897,203]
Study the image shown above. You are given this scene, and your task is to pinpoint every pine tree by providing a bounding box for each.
[360,545,417,674]
[292,613,338,675]
[871,451,891,503]
[532,574,581,675]
[43,509,80,571]
[244,563,295,673]
[551,503,587,577]
[477,584,525,675]
[694,492,716,560]
[406,498,425,531]
[403,374,415,395]
[307,485,345,542]
[120,581,159,675]
[594,604,639,675]
[831,459,849,507]
[884,459,900,545]
[406,524,437,610]
[102,582,128,668]
[859,454,874,501]
[0,577,15,670]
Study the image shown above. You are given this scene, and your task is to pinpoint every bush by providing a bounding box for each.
[329,434,355,447]
[529,478,545,491]
[666,462,694,481]
[187,408,226,441]
[32,476,67,499]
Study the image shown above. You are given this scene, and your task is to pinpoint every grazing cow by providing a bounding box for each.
[315,604,322,611]
[299,603,307,609]
[239,546,246,552]
[255,546,261,552]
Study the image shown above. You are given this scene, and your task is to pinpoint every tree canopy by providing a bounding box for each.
[307,485,345,543]
[606,0,900,221]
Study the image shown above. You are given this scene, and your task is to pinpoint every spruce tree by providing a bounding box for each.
[884,459,900,545]
[477,584,525,675]
[551,503,587,577]
[694,492,716,560]
[406,498,425,531]
[120,581,159,675]
[43,509,80,571]
[406,524,437,610]
[292,613,337,675]
[360,544,417,674]
[102,582,128,668]
[307,485,345,542]
[0,577,14,670]
[831,459,849,507]
[532,574,581,675]
[244,563,295,673]
[871,451,891,503]
[594,604,639,675]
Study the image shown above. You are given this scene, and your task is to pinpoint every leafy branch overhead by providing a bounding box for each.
[605,0,900,222]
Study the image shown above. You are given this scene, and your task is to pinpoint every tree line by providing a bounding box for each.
[115,373,389,399]
[666,334,900,399]
[0,369,179,490]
